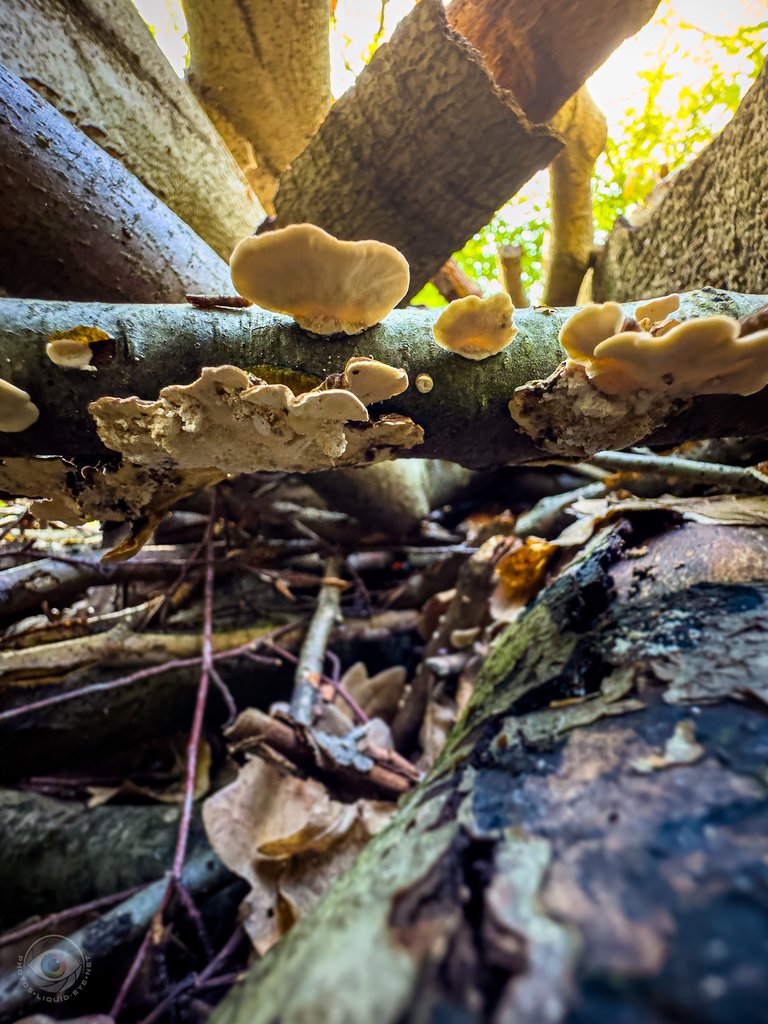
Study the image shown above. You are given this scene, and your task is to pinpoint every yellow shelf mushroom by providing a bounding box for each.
[432,292,518,361]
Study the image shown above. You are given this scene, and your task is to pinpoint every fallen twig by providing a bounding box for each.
[290,556,344,725]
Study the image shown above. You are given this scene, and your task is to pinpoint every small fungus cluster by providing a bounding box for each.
[230,224,410,336]
[560,300,768,397]
[509,298,768,456]
[432,292,518,360]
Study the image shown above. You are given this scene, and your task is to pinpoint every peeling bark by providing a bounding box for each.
[211,518,768,1024]
[0,68,232,302]
[543,87,607,307]
[183,0,332,208]
[0,0,263,259]
[0,290,765,474]
[596,64,768,301]
[275,0,562,299]
[446,0,660,123]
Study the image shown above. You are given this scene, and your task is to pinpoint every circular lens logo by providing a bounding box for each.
[19,935,88,999]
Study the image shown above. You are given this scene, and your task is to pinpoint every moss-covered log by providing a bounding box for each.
[595,64,768,301]
[275,0,562,299]
[0,289,766,470]
[0,0,262,259]
[0,68,232,303]
[211,518,768,1024]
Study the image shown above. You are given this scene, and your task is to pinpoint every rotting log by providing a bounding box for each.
[596,64,768,301]
[543,87,607,307]
[211,517,768,1024]
[0,289,766,472]
[183,0,332,207]
[432,260,484,303]
[446,0,660,123]
[0,68,232,302]
[275,0,562,300]
[0,0,263,258]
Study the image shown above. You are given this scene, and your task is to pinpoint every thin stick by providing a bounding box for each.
[272,642,368,725]
[0,884,144,949]
[591,449,768,491]
[290,556,343,725]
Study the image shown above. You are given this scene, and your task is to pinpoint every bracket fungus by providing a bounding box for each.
[46,326,111,371]
[229,224,410,336]
[510,302,768,457]
[90,365,423,477]
[0,378,39,432]
[342,357,408,404]
[432,292,518,360]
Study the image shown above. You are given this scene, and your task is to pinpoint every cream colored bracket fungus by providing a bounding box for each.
[342,357,408,404]
[46,327,111,372]
[0,378,39,432]
[91,365,423,476]
[509,301,768,457]
[432,292,518,360]
[230,224,410,336]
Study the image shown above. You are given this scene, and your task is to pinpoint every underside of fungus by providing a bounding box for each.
[432,292,517,360]
[510,302,768,456]
[229,224,411,336]
[90,366,422,475]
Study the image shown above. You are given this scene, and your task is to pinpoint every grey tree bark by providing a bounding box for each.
[0,68,232,303]
[0,0,263,258]
[595,64,768,301]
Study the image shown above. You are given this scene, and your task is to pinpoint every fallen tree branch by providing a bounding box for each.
[291,557,343,724]
[0,289,765,473]
[446,0,660,123]
[0,67,232,302]
[0,0,262,258]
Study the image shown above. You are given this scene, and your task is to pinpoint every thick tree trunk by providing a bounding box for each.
[183,0,332,208]
[0,289,765,470]
[595,64,768,301]
[211,518,768,1024]
[0,68,232,302]
[446,0,660,123]
[543,87,607,307]
[275,0,563,300]
[0,0,263,259]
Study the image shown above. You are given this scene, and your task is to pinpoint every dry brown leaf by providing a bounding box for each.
[337,661,407,722]
[203,758,392,953]
[571,493,768,528]
[631,720,705,774]
[490,536,556,622]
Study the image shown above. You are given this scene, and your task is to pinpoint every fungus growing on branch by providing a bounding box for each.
[0,378,39,432]
[229,224,410,336]
[509,303,768,457]
[432,292,517,360]
[46,326,111,371]
[342,357,409,404]
[635,293,680,326]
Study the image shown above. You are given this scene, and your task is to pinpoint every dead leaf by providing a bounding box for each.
[631,720,705,773]
[203,758,392,953]
[337,661,407,722]
[490,536,556,622]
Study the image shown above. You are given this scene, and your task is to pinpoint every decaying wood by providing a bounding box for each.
[275,0,562,299]
[543,87,607,306]
[432,259,484,303]
[210,518,768,1024]
[446,0,660,122]
[496,243,529,307]
[596,63,768,300]
[0,289,766,473]
[183,0,332,207]
[0,68,232,302]
[0,0,262,258]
